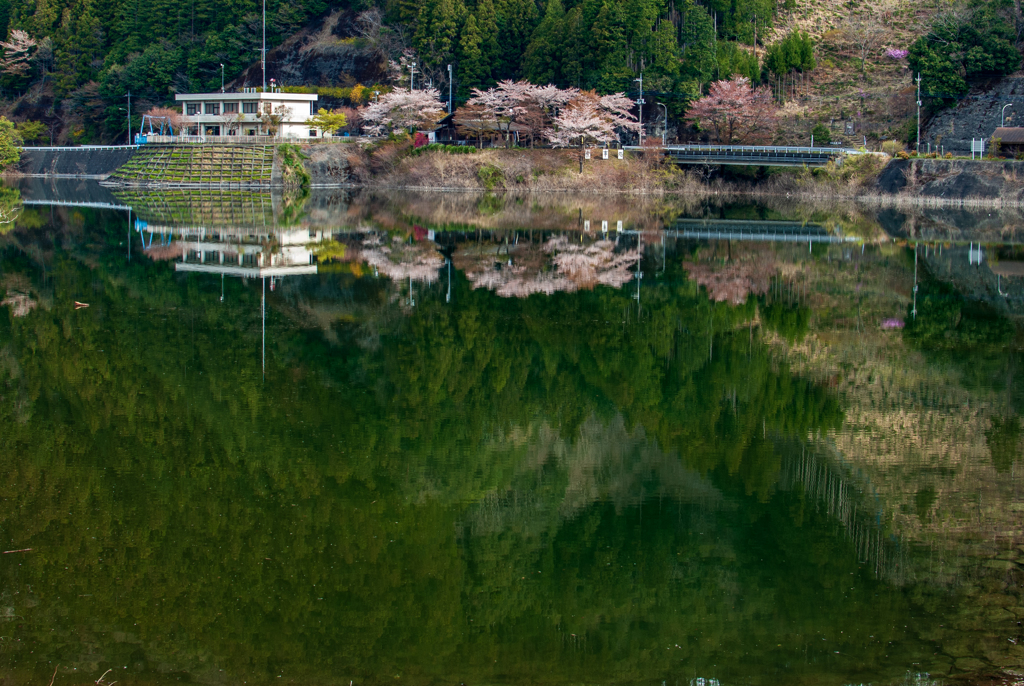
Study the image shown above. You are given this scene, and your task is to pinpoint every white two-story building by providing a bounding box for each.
[175,89,320,139]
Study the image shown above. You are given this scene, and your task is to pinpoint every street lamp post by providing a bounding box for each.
[915,72,921,154]
[1003,103,1013,126]
[447,64,453,114]
[410,62,416,91]
[373,90,380,103]
[125,91,131,145]
[220,63,225,92]
[657,103,667,146]
[261,0,266,90]
[634,73,644,146]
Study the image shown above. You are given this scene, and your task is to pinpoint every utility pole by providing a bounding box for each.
[753,13,757,62]
[447,64,453,113]
[634,73,644,145]
[126,90,131,145]
[410,62,416,91]
[916,72,921,154]
[262,0,266,90]
[658,102,667,145]
[220,63,225,92]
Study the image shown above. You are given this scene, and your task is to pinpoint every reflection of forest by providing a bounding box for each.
[2,200,1024,683]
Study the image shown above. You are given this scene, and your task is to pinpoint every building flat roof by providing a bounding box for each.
[175,92,318,101]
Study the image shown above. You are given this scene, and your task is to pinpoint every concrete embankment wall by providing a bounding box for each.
[18,147,137,178]
[876,158,1024,201]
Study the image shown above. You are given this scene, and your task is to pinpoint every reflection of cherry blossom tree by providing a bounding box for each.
[360,87,445,136]
[545,236,637,288]
[683,251,776,304]
[359,235,445,283]
[459,236,638,298]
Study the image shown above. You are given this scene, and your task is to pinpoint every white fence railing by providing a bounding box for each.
[22,145,140,151]
[141,134,367,145]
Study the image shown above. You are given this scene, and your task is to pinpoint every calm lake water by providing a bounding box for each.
[2,181,1024,686]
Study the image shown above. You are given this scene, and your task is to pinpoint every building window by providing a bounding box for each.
[205,125,221,136]
[223,102,238,114]
[243,102,258,114]
[186,104,199,116]
[204,103,220,115]
[309,129,317,137]
[311,102,316,115]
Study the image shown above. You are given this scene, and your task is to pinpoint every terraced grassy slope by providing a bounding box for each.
[109,144,275,187]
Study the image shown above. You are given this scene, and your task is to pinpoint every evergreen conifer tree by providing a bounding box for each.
[493,0,537,79]
[679,1,716,85]
[53,0,102,95]
[457,13,490,95]
[592,0,631,92]
[475,0,501,66]
[559,6,584,87]
[31,0,57,37]
[522,0,564,84]
[414,0,465,69]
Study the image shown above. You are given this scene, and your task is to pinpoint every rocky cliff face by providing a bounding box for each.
[235,10,387,92]
[922,77,1024,154]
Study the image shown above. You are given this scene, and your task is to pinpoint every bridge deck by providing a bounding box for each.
[625,144,856,167]
[669,218,853,243]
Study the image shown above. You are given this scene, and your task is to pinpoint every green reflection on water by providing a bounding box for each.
[0,199,1019,686]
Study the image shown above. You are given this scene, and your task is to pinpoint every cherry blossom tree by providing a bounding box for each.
[545,91,639,171]
[0,31,36,76]
[465,80,537,147]
[144,106,183,133]
[453,102,495,148]
[532,84,580,112]
[461,81,588,148]
[360,87,445,136]
[685,77,777,144]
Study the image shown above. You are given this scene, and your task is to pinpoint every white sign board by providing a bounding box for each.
[602,148,609,160]
[585,148,591,160]
[971,138,986,159]
[617,149,624,160]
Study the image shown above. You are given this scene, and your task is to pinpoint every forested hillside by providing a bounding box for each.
[0,0,1019,145]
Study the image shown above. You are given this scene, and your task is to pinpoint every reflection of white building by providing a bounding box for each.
[174,90,319,138]
[136,221,320,278]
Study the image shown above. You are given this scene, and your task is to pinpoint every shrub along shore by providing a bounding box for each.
[339,138,1024,207]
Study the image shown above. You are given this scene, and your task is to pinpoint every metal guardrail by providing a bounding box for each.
[624,144,860,166]
[141,135,367,145]
[625,144,858,155]
[21,145,140,151]
[22,200,131,210]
